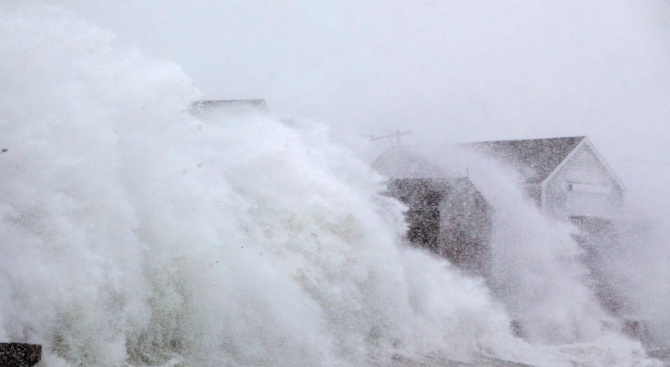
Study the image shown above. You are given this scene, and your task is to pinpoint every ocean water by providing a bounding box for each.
[0,4,663,366]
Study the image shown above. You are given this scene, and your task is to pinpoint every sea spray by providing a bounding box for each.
[0,5,516,365]
[463,154,610,344]
[0,5,199,366]
[373,143,661,365]
[0,3,661,367]
[374,144,613,341]
[462,148,670,350]
[595,201,670,347]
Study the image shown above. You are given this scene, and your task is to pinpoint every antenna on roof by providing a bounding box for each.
[370,130,412,146]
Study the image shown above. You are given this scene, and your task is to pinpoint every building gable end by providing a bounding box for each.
[542,137,625,193]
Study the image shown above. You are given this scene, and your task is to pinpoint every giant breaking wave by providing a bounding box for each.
[0,4,659,367]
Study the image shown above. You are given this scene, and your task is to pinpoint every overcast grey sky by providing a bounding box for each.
[37,0,670,200]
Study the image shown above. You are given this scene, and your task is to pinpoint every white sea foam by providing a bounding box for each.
[0,4,663,367]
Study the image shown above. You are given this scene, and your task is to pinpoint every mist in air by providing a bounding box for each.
[52,0,670,201]
[1,1,670,366]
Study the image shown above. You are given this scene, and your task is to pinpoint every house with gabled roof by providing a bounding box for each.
[373,136,626,276]
[375,136,625,224]
[461,136,625,223]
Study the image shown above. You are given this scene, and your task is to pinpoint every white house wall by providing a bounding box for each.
[544,143,624,219]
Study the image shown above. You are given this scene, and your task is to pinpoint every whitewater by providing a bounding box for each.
[0,4,663,366]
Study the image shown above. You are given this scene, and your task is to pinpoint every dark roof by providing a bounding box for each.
[373,136,586,184]
[189,99,269,115]
[461,136,585,183]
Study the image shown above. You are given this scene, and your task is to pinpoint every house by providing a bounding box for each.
[466,137,628,313]
[461,136,625,225]
[373,136,625,277]
[375,136,642,339]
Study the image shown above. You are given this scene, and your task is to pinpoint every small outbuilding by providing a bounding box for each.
[373,143,493,275]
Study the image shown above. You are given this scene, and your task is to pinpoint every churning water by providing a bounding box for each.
[0,4,665,366]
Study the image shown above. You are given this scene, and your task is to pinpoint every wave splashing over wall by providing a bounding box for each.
[0,4,659,367]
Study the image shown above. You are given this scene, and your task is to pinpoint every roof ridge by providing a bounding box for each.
[385,136,586,149]
[460,136,585,145]
[375,136,588,183]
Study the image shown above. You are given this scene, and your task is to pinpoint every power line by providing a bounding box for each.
[369,130,413,145]
[613,159,670,166]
